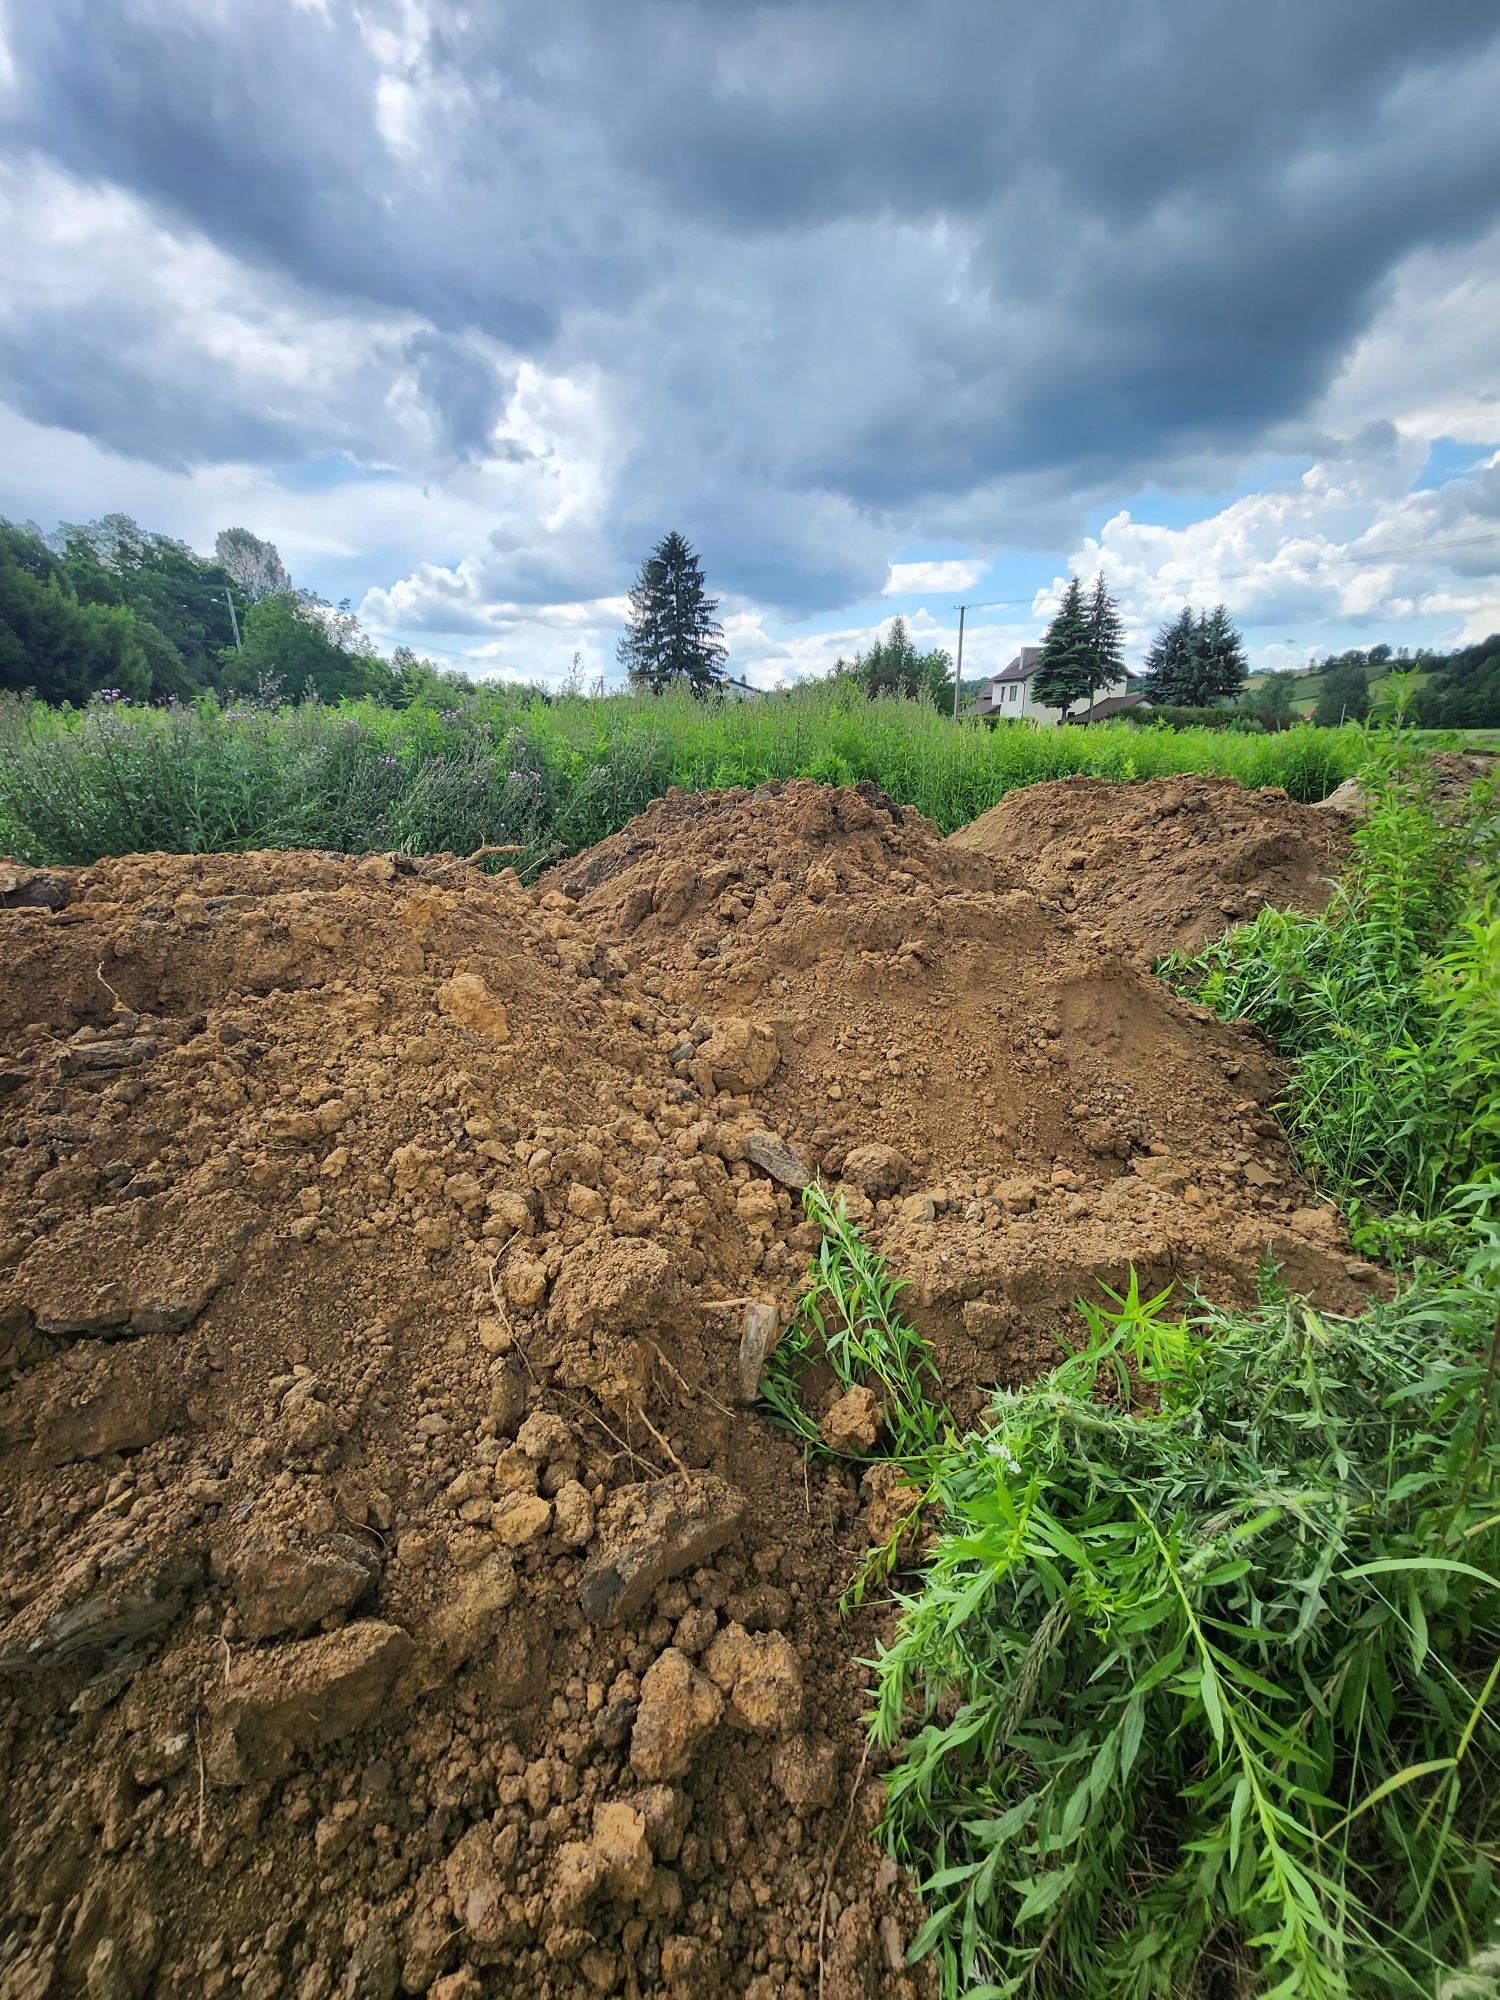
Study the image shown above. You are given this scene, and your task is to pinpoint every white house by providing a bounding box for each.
[966,646,1150,726]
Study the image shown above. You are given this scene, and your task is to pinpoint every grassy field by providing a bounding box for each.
[0,683,1367,869]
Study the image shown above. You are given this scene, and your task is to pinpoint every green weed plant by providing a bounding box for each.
[0,682,1364,869]
[767,1195,1500,1999]
[1166,755,1499,1254]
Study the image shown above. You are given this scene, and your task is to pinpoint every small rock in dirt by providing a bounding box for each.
[444,1823,513,1948]
[548,1237,677,1339]
[397,1551,517,1698]
[702,1622,804,1735]
[34,1344,183,1464]
[736,1300,782,1404]
[771,1732,838,1811]
[840,1143,910,1197]
[577,1472,746,1624]
[0,1548,202,1679]
[552,1479,595,1548]
[206,1620,413,1784]
[230,1538,379,1641]
[629,1647,723,1781]
[491,1491,552,1548]
[436,971,510,1042]
[819,1383,881,1453]
[630,1783,692,1862]
[690,1016,779,1093]
[660,1937,720,1997]
[742,1129,810,1189]
[590,1801,654,1900]
[514,1409,574,1464]
[343,1921,399,2000]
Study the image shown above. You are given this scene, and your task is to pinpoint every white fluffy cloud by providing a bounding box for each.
[883,559,985,597]
[1058,431,1500,669]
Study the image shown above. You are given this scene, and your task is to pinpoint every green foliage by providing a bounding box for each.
[842,615,954,707]
[1145,603,1249,707]
[617,530,727,694]
[1127,703,1246,732]
[226,592,391,703]
[1167,756,1499,1246]
[1416,636,1500,731]
[1033,575,1129,717]
[0,682,1366,870]
[874,1275,1500,2000]
[1248,672,1300,730]
[1142,606,1200,703]
[1032,576,1096,716]
[47,513,240,692]
[1315,659,1371,728]
[760,1183,947,1465]
[1195,603,1250,702]
[1086,573,1126,695]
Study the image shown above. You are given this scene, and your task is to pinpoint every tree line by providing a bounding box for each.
[1303,639,1500,730]
[0,515,498,709]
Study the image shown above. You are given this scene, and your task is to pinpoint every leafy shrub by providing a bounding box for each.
[875,1272,1500,2000]
[765,1193,1500,2000]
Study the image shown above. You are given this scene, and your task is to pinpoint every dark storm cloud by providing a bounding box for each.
[0,306,307,470]
[3,0,1499,610]
[404,333,512,464]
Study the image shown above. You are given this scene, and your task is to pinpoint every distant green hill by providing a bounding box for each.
[1243,659,1432,718]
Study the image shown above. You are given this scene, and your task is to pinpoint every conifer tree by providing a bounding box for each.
[1192,603,1249,704]
[1031,575,1094,717]
[1142,606,1203,704]
[617,532,727,694]
[1081,573,1126,716]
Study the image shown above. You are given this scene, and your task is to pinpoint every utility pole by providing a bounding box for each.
[224,587,242,652]
[951,604,967,720]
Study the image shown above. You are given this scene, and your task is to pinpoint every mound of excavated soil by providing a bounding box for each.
[950,773,1352,963]
[1,785,1378,1999]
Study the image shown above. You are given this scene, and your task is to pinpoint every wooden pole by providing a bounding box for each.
[952,604,966,720]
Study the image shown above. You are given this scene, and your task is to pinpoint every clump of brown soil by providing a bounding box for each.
[0,787,1378,1998]
[950,773,1352,962]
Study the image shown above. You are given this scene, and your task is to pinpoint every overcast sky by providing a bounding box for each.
[1,0,1498,686]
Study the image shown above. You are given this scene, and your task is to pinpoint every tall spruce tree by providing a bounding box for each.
[1030,575,1095,717]
[617,531,727,694]
[1192,604,1249,704]
[1142,606,1203,704]
[1082,573,1126,716]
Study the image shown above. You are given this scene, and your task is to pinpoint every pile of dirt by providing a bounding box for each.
[0,784,1377,1998]
[950,772,1353,962]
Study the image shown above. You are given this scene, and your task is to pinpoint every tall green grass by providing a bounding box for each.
[0,683,1364,868]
